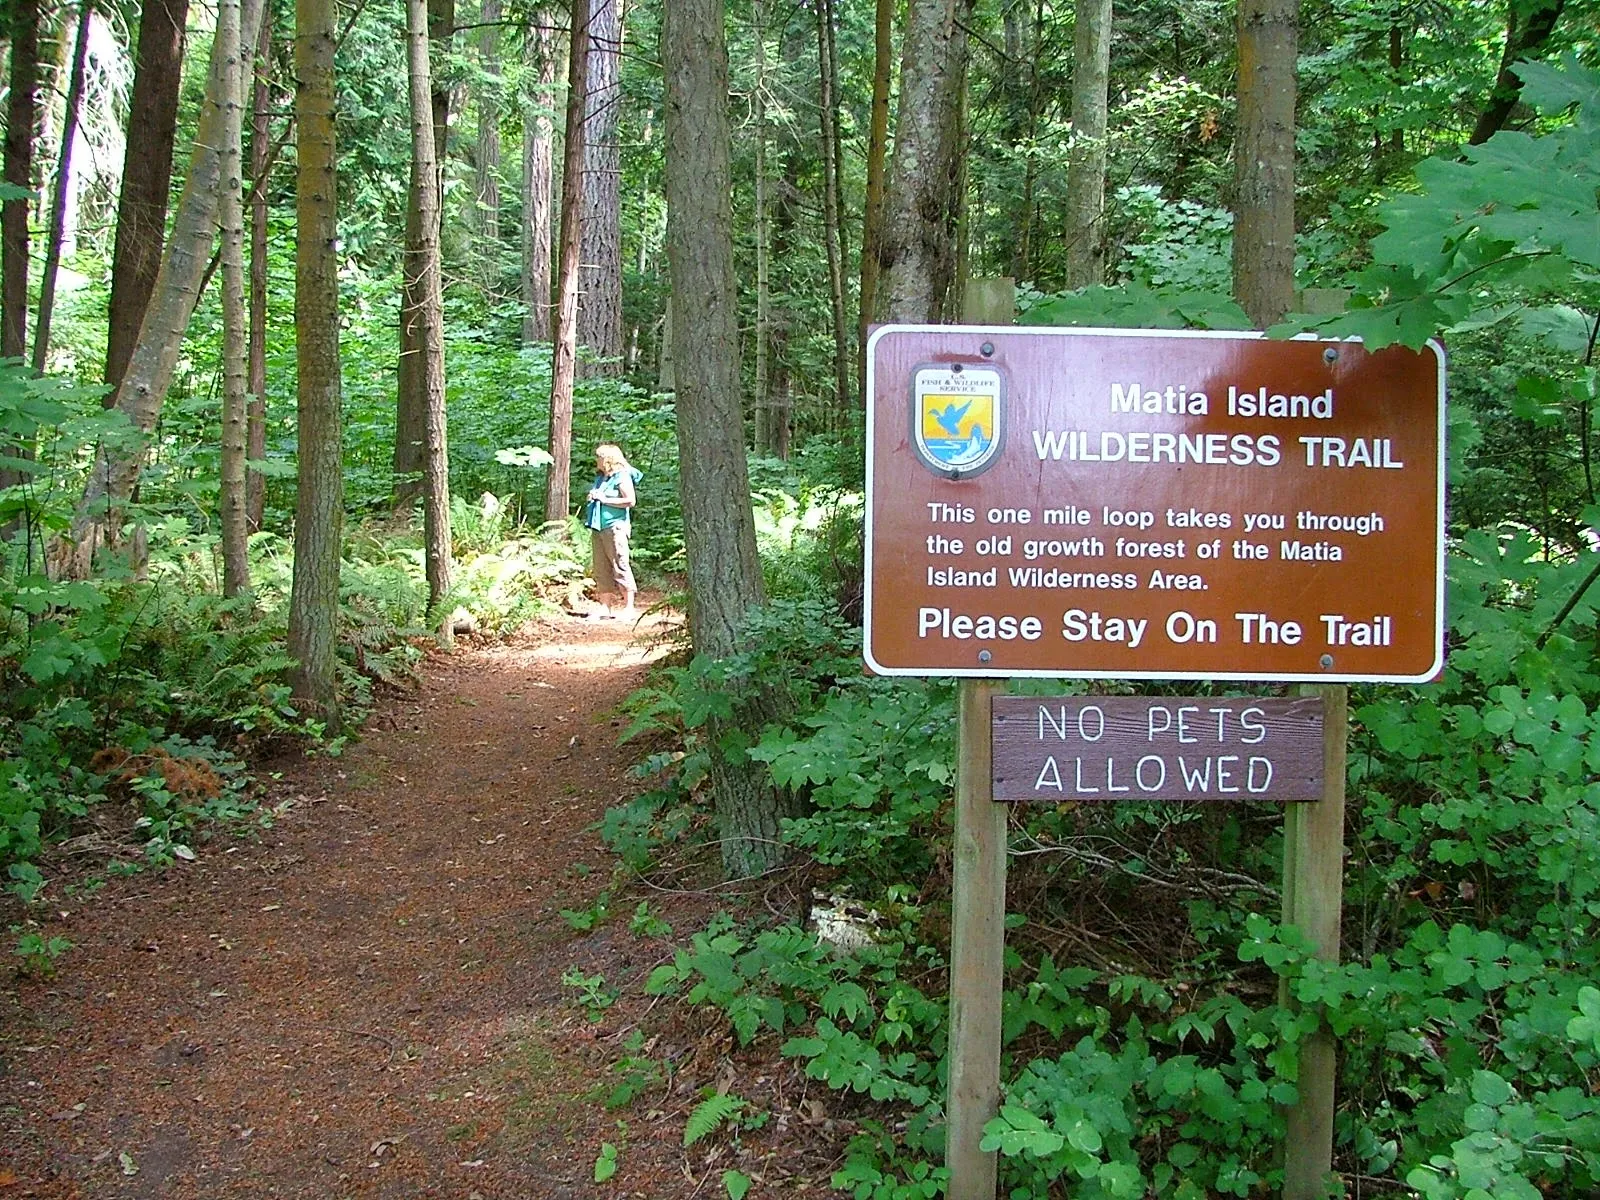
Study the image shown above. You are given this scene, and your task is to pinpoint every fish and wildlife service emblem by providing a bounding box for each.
[912,364,1005,478]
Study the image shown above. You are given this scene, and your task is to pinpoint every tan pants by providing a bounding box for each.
[591,524,635,597]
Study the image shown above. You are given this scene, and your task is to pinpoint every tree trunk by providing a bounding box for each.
[475,0,503,261]
[544,0,589,523]
[59,0,267,578]
[32,0,94,375]
[769,155,799,460]
[1232,0,1297,326]
[2,0,40,365]
[219,0,250,596]
[753,0,769,452]
[1064,0,1111,288]
[664,0,794,877]
[104,0,188,395]
[855,0,892,397]
[1469,0,1565,145]
[288,0,343,721]
[394,0,454,510]
[815,0,850,410]
[578,0,623,374]
[394,195,428,509]
[407,0,454,626]
[878,0,974,323]
[521,9,557,344]
[247,11,272,533]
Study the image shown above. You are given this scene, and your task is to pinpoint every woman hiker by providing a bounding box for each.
[583,443,640,620]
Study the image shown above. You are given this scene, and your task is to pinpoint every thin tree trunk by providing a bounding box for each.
[770,155,799,460]
[104,0,188,396]
[578,0,623,374]
[1469,0,1564,144]
[2,0,40,364]
[823,0,848,289]
[878,0,974,322]
[32,0,94,375]
[521,9,556,344]
[664,0,794,877]
[407,0,454,628]
[395,194,428,509]
[1232,0,1297,326]
[476,0,503,260]
[394,0,454,510]
[753,0,769,452]
[60,0,267,578]
[247,11,272,532]
[1064,0,1111,288]
[855,0,892,397]
[545,0,589,522]
[288,0,343,721]
[815,0,850,410]
[219,0,250,596]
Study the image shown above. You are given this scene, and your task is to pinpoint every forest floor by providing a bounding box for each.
[0,602,848,1198]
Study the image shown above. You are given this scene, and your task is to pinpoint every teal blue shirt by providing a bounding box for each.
[584,468,639,531]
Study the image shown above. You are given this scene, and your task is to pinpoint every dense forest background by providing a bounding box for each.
[3,0,1600,1193]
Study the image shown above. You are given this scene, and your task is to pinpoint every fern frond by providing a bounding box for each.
[683,1093,744,1148]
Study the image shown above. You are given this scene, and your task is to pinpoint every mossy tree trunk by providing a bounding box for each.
[218,0,251,596]
[1232,0,1297,327]
[664,0,797,877]
[407,0,454,629]
[288,0,344,721]
[544,0,588,523]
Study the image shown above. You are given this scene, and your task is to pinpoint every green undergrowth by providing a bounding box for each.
[591,518,1600,1197]
[0,500,586,907]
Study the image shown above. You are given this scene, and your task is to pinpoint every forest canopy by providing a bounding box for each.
[2,0,1600,1193]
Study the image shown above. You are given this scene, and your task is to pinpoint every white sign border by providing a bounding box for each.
[862,323,1449,684]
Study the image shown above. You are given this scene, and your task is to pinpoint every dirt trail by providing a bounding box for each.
[0,609,720,1199]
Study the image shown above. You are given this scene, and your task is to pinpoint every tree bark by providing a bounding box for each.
[219,0,250,596]
[815,0,850,410]
[407,0,454,625]
[60,0,266,578]
[1469,0,1565,145]
[521,8,557,344]
[394,0,454,510]
[769,155,799,460]
[753,0,770,453]
[104,0,188,395]
[475,0,503,259]
[544,0,589,522]
[247,11,273,532]
[578,0,623,374]
[32,0,94,375]
[878,0,974,323]
[1232,0,1297,327]
[856,0,892,397]
[288,0,343,721]
[665,0,794,876]
[2,0,40,365]
[1065,0,1111,288]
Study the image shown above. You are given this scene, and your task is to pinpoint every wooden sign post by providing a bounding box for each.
[1281,684,1348,1200]
[946,679,1005,1198]
[863,319,1442,1200]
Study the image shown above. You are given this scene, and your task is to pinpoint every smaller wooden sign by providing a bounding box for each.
[992,695,1323,803]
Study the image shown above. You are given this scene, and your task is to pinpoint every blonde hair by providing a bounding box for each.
[595,443,628,474]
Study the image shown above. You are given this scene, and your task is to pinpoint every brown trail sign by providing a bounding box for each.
[864,326,1445,682]
[865,321,1446,1200]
